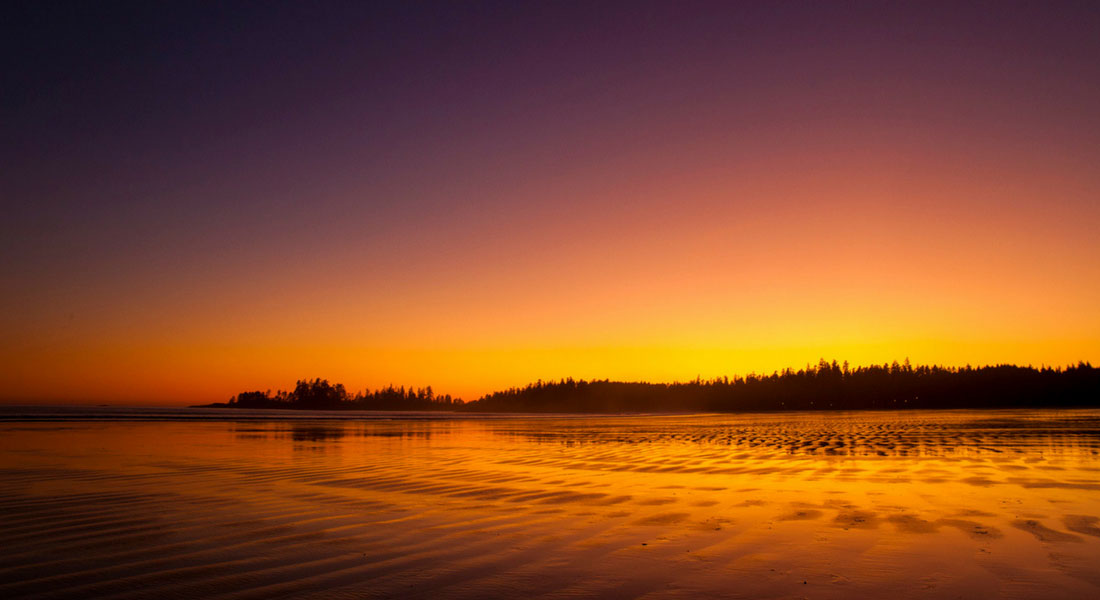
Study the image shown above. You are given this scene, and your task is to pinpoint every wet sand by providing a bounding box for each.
[1,409,1099,599]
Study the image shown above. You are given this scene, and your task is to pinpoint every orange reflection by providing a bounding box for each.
[2,410,1099,596]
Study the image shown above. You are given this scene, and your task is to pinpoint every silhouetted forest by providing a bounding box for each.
[210,378,463,411]
[468,360,1099,412]
[207,361,1099,413]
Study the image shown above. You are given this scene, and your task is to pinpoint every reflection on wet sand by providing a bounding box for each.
[1,409,1098,599]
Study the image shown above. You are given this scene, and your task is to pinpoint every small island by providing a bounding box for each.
[200,360,1099,413]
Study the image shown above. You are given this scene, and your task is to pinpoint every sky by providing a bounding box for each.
[2,1,1099,405]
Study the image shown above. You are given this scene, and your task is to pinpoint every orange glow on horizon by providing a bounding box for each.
[20,339,1091,406]
[6,153,1099,405]
[4,8,1099,406]
[4,155,1099,405]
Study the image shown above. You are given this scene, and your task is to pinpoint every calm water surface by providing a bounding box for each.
[2,408,1099,599]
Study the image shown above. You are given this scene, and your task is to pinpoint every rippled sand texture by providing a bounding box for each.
[2,410,1099,599]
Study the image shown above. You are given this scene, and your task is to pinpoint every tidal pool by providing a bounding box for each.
[1,408,1099,598]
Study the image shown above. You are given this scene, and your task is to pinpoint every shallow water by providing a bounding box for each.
[1,409,1099,599]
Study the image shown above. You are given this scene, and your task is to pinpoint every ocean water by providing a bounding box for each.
[1,408,1098,599]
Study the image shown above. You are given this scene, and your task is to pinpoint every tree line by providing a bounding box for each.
[469,360,1099,412]
[221,378,462,411]
[211,360,1099,412]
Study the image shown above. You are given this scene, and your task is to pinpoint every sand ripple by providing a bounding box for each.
[1,409,1099,598]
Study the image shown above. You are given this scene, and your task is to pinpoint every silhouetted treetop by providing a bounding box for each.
[209,361,1098,413]
[219,378,462,411]
[464,360,1098,413]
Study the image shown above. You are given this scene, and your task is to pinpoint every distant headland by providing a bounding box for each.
[197,360,1099,413]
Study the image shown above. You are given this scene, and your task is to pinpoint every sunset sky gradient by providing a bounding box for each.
[3,1,1099,404]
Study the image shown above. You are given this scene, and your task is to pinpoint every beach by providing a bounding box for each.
[2,409,1099,599]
